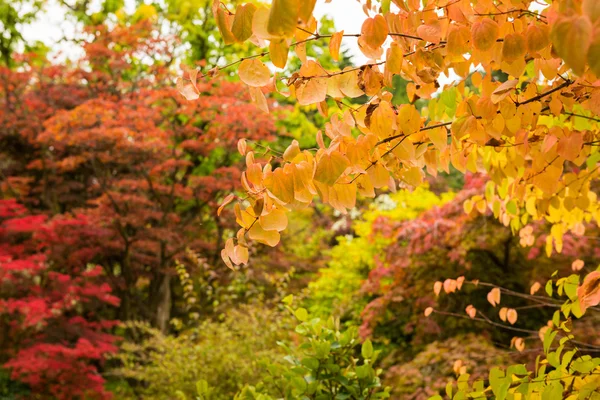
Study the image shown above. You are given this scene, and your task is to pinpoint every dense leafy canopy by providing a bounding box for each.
[208,0,600,271]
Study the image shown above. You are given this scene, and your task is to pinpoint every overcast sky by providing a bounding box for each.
[21,0,369,63]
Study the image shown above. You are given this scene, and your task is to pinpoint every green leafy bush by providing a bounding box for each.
[110,304,294,400]
[235,299,391,400]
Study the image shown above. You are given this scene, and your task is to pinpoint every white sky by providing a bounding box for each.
[21,0,461,86]
[21,0,369,63]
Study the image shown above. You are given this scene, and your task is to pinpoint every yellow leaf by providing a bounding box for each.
[386,42,403,74]
[252,7,278,40]
[465,305,476,319]
[572,259,585,271]
[424,307,433,317]
[221,248,234,270]
[471,18,499,51]
[283,140,301,161]
[507,308,518,325]
[402,167,423,187]
[314,153,350,185]
[268,0,299,38]
[330,30,344,62]
[266,168,295,203]
[269,40,289,69]
[239,59,271,87]
[433,281,442,296]
[232,3,257,42]
[339,68,365,98]
[298,0,316,23]
[332,182,356,210]
[427,126,448,152]
[397,104,421,134]
[361,15,388,49]
[368,163,389,188]
[370,101,397,139]
[551,14,592,76]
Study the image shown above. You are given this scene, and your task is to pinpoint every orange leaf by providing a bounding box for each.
[491,79,518,104]
[269,40,289,69]
[217,194,235,216]
[465,305,476,319]
[471,19,499,51]
[525,24,550,53]
[550,14,592,76]
[259,209,288,231]
[487,287,501,307]
[578,271,600,313]
[572,259,585,271]
[239,59,271,87]
[502,33,526,63]
[330,31,344,62]
[361,15,388,49]
[447,25,470,56]
[314,152,350,186]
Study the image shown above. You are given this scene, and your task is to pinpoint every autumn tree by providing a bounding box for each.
[193,0,600,398]
[0,199,120,400]
[1,18,278,338]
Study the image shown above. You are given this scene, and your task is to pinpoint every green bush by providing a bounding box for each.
[235,299,391,400]
[110,304,294,400]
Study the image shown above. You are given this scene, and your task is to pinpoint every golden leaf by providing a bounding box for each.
[231,3,257,42]
[471,19,499,51]
[550,14,592,76]
[314,153,350,186]
[268,0,299,38]
[361,15,388,49]
[239,59,271,87]
[330,30,344,62]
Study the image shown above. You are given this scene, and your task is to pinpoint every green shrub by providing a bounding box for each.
[110,304,294,400]
[235,299,391,399]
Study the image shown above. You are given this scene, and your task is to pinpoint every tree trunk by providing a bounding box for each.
[154,273,171,333]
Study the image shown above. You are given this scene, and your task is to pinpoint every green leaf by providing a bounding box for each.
[543,328,558,354]
[282,295,294,305]
[506,200,518,215]
[545,280,553,296]
[295,308,308,322]
[586,151,600,170]
[362,339,374,359]
[381,0,390,13]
